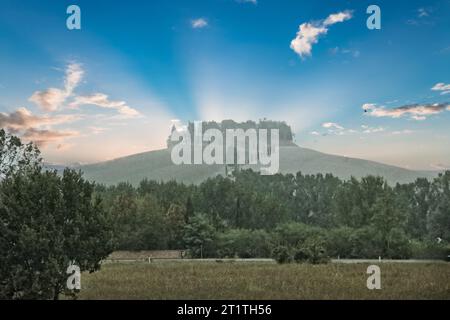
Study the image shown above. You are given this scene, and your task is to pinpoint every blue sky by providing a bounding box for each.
[0,0,449,169]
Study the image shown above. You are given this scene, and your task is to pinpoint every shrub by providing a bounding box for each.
[216,229,272,258]
[410,240,450,260]
[274,222,326,247]
[295,236,329,264]
[272,245,292,264]
[326,227,356,258]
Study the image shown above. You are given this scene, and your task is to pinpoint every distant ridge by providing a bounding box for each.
[72,144,437,186]
[47,120,438,185]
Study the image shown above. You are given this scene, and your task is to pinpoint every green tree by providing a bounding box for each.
[109,183,139,250]
[183,213,216,258]
[185,196,194,223]
[428,172,450,241]
[0,128,41,178]
[0,169,114,299]
[166,203,186,249]
[135,194,168,250]
[371,187,410,258]
[274,222,325,248]
[395,178,431,240]
[326,227,357,258]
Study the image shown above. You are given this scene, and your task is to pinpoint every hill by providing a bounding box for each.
[75,144,437,186]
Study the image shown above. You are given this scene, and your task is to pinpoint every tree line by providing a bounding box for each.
[167,119,295,149]
[96,168,450,263]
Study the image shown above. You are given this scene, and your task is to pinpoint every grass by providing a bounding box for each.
[76,262,450,300]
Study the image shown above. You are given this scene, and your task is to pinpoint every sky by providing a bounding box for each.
[0,0,449,170]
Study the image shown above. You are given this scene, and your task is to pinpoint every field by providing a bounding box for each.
[76,262,450,300]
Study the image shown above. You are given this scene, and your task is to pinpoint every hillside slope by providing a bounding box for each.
[76,145,437,186]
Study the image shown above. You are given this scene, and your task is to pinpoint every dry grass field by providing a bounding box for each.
[75,262,450,300]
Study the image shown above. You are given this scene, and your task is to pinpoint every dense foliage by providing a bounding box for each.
[95,169,450,262]
[0,128,41,179]
[0,131,114,299]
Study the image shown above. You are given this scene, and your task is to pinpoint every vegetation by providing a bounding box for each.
[0,128,41,179]
[168,120,295,149]
[76,262,450,300]
[0,130,114,299]
[88,167,450,263]
[1,129,449,299]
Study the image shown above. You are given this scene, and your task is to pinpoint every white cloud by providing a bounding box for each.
[319,122,356,136]
[5,61,177,162]
[290,10,352,58]
[29,88,67,113]
[323,11,353,26]
[22,128,79,147]
[341,48,360,58]
[29,63,140,119]
[363,102,449,120]
[89,126,107,135]
[65,63,84,93]
[0,107,80,130]
[432,82,450,95]
[411,115,427,121]
[236,0,257,5]
[290,23,327,58]
[322,122,344,130]
[70,93,140,118]
[407,8,434,26]
[309,122,377,137]
[29,63,83,112]
[191,18,208,29]
[0,107,81,147]
[330,47,360,58]
[418,8,430,18]
[361,125,385,134]
[391,130,414,135]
